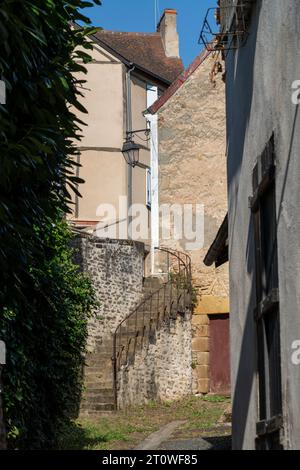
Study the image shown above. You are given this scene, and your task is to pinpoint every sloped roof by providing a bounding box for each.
[204,214,228,268]
[93,30,184,84]
[148,47,211,114]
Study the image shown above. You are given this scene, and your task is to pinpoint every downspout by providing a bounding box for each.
[126,64,135,240]
[113,64,136,411]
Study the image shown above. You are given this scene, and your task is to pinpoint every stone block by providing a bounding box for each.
[192,337,209,352]
[195,295,229,315]
[193,351,210,366]
[195,365,210,379]
[194,325,209,337]
[197,378,210,394]
[192,314,209,326]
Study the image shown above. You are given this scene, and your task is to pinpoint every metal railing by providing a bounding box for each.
[112,247,192,409]
[199,2,255,52]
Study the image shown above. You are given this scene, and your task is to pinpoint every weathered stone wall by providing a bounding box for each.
[117,311,192,409]
[225,0,300,450]
[73,235,146,352]
[157,53,229,393]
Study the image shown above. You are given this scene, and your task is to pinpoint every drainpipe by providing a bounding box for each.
[126,64,135,240]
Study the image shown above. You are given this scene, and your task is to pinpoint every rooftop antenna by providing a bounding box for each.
[155,0,160,29]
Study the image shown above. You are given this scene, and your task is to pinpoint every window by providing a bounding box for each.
[146,169,151,209]
[250,136,283,450]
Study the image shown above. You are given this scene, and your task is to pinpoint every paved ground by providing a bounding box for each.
[157,435,232,450]
[136,423,232,451]
[136,421,187,450]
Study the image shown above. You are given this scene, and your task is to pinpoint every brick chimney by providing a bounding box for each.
[157,9,180,58]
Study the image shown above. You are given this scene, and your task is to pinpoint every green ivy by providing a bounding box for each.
[0,0,101,449]
[0,0,101,308]
[1,220,98,449]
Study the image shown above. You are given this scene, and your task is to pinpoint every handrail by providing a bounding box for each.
[112,247,193,410]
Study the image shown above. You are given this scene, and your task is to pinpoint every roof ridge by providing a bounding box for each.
[147,48,211,114]
[98,30,160,37]
[93,29,184,84]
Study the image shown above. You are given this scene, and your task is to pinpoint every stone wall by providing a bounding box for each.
[73,233,193,411]
[157,53,229,394]
[73,235,146,352]
[117,311,192,409]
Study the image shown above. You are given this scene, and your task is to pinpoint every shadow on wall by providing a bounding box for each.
[230,0,300,448]
[233,101,300,449]
[228,0,259,450]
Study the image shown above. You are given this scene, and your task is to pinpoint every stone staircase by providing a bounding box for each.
[80,337,115,415]
[80,276,164,415]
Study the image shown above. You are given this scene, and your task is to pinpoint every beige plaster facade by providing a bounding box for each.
[68,42,152,245]
[68,11,183,250]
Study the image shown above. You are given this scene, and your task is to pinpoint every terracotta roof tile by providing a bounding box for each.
[94,30,184,84]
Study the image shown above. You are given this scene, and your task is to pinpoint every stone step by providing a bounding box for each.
[118,328,157,338]
[85,356,113,367]
[84,374,113,383]
[142,289,173,297]
[84,379,113,388]
[137,302,178,314]
[143,276,162,287]
[94,340,114,350]
[84,381,114,390]
[82,398,115,407]
[80,403,115,412]
[80,411,115,416]
[81,394,114,404]
[84,366,113,374]
[84,364,113,371]
[84,369,112,377]
[82,388,114,398]
[85,351,113,358]
[126,312,169,322]
[84,373,113,382]
[85,360,113,369]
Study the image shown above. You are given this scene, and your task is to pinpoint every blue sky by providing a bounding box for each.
[84,0,217,67]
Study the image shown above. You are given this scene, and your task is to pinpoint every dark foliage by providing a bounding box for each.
[0,1,101,448]
[0,0,100,307]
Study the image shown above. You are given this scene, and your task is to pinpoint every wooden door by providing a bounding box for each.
[209,314,230,394]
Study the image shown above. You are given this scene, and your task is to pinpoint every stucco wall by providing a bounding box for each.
[157,53,229,394]
[75,149,127,222]
[73,235,146,352]
[69,42,154,236]
[225,0,300,450]
[75,52,124,149]
[117,311,193,409]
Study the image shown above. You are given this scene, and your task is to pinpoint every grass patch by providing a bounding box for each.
[59,396,231,450]
[202,394,230,403]
[58,420,147,450]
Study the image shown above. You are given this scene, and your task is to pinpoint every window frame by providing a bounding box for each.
[146,168,151,209]
[249,136,283,449]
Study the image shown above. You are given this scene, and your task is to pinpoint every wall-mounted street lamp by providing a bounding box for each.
[122,129,151,168]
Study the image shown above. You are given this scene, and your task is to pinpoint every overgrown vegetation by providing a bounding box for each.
[169,271,198,308]
[0,0,101,449]
[1,220,97,448]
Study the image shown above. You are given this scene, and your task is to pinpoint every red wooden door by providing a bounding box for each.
[209,314,230,394]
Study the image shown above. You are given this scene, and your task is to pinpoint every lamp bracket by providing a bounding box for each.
[126,128,151,141]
